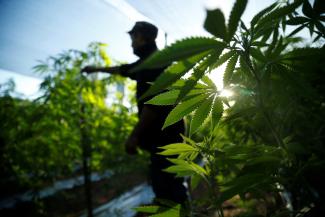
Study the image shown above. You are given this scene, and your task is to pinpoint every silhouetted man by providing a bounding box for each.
[82,21,187,204]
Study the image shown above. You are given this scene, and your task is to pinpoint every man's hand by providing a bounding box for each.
[81,66,98,74]
[125,134,139,155]
[124,106,157,155]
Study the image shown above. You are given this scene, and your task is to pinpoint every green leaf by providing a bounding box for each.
[165,165,196,177]
[176,50,223,102]
[250,47,266,62]
[159,143,195,151]
[253,22,276,40]
[140,51,209,100]
[314,0,325,15]
[176,70,207,103]
[313,33,323,43]
[239,55,251,77]
[159,143,197,156]
[315,21,325,35]
[222,107,257,124]
[251,41,270,47]
[201,75,216,89]
[246,156,281,167]
[133,205,161,214]
[270,37,287,59]
[191,174,203,190]
[302,0,314,18]
[223,54,239,86]
[281,16,287,32]
[250,2,278,27]
[256,0,303,28]
[240,20,248,32]
[204,9,227,40]
[134,204,182,217]
[268,25,279,54]
[286,16,309,25]
[33,62,49,74]
[282,47,324,61]
[287,23,307,37]
[190,96,214,135]
[285,142,307,155]
[180,134,196,146]
[133,37,225,71]
[210,50,236,70]
[227,0,248,42]
[150,205,181,217]
[163,94,207,129]
[320,16,325,22]
[145,89,207,106]
[166,159,207,177]
[308,22,314,36]
[211,97,223,128]
[168,79,207,90]
[146,90,180,105]
[217,173,266,204]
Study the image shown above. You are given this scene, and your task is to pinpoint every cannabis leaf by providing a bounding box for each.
[190,96,214,135]
[133,37,225,71]
[210,50,236,70]
[176,50,223,102]
[145,90,180,105]
[140,51,209,100]
[250,2,278,27]
[211,97,223,129]
[223,53,239,86]
[255,0,303,30]
[227,0,248,42]
[163,94,208,129]
[204,9,227,40]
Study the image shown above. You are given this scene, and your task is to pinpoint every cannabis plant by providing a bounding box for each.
[135,0,325,216]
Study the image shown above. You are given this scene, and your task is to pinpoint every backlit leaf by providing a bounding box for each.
[201,75,216,89]
[204,9,227,40]
[250,47,266,62]
[133,206,160,214]
[150,205,181,217]
[223,54,239,86]
[133,37,225,70]
[159,143,197,156]
[251,2,278,27]
[163,94,207,129]
[212,97,223,128]
[140,51,209,100]
[190,96,214,134]
[256,0,303,29]
[210,50,236,70]
[227,0,248,42]
[145,90,179,105]
[302,0,314,18]
[176,50,223,102]
[286,16,309,25]
[166,159,207,177]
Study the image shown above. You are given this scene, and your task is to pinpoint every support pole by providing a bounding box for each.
[80,76,93,217]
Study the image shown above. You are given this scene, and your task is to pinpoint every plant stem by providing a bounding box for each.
[244,54,287,150]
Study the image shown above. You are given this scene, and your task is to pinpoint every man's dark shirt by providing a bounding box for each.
[120,42,163,114]
[119,42,184,151]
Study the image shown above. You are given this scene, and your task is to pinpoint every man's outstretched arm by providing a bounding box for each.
[81,66,120,75]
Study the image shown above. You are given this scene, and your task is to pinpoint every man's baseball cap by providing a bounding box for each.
[128,21,158,40]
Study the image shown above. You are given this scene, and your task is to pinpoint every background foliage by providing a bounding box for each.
[0,43,140,196]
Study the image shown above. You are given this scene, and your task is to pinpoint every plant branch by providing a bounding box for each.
[243,53,287,150]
